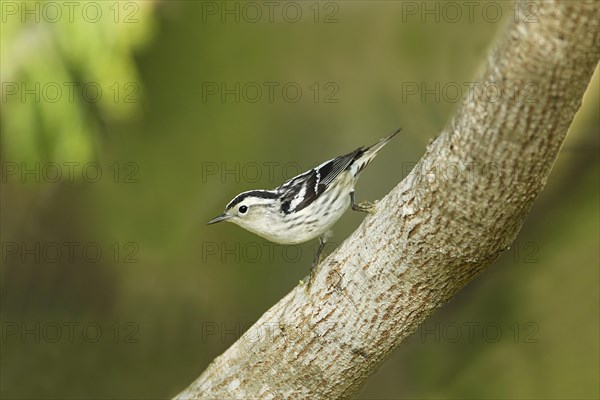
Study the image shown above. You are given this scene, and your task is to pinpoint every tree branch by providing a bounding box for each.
[177,1,599,398]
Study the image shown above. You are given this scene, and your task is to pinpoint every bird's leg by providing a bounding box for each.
[307,235,327,287]
[350,191,377,214]
[302,235,328,289]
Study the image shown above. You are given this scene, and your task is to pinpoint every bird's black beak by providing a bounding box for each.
[207,213,231,225]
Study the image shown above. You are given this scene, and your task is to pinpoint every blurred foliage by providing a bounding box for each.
[1,0,155,164]
[1,1,598,399]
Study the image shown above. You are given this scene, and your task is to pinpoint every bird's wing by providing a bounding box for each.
[278,149,360,214]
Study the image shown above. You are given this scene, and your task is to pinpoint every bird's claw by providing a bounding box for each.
[352,200,377,214]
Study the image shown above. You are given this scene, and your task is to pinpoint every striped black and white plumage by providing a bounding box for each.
[208,129,401,280]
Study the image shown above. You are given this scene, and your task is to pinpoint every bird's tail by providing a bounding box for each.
[350,128,402,176]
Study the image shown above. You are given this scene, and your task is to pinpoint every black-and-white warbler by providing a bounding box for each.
[208,128,401,283]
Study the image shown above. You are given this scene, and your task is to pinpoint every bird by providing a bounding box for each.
[208,128,401,285]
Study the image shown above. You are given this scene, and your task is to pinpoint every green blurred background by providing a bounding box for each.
[1,1,598,399]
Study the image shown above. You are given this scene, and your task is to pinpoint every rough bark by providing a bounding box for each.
[177,1,599,399]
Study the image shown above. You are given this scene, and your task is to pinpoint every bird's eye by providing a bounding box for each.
[238,205,248,214]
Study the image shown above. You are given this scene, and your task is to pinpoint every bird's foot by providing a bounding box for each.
[303,258,321,293]
[352,200,377,214]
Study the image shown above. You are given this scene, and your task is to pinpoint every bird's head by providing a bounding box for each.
[207,190,279,232]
